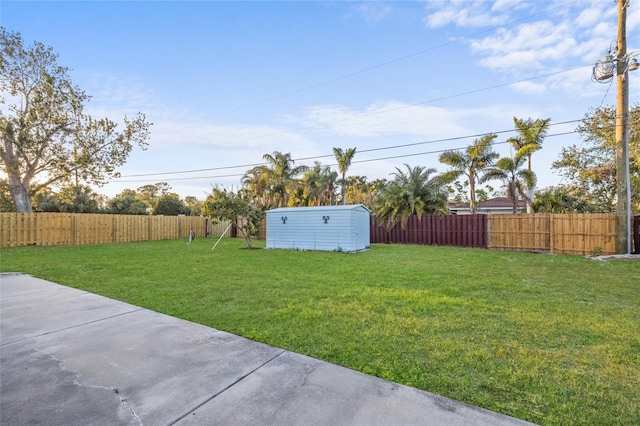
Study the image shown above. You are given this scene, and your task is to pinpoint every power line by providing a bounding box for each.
[119,118,582,178]
[207,1,579,118]
[195,65,590,151]
[348,131,578,167]
[119,65,588,179]
[115,129,580,183]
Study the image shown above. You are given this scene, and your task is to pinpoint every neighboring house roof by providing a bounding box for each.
[448,197,526,212]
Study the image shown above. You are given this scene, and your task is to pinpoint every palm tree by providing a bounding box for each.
[242,166,272,209]
[508,117,550,212]
[374,164,447,228]
[244,151,307,209]
[481,154,536,214]
[321,169,339,206]
[58,185,100,213]
[533,185,594,213]
[333,147,356,205]
[299,161,339,206]
[345,175,381,208]
[439,134,498,214]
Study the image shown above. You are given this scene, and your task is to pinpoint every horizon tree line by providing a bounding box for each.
[3,109,637,222]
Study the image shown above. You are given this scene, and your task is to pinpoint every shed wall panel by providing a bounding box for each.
[266,205,370,252]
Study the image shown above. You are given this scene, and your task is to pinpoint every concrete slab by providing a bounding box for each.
[1,273,142,345]
[1,272,68,296]
[0,274,535,426]
[177,350,528,426]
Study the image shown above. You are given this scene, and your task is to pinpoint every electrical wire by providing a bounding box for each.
[114,129,580,183]
[114,2,590,184]
[113,1,591,186]
[118,119,582,179]
[187,65,590,152]
[207,0,580,118]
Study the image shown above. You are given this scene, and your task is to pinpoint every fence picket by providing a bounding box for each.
[369,213,625,255]
[0,212,634,255]
[0,213,216,248]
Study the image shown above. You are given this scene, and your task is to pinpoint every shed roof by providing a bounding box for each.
[266,204,371,214]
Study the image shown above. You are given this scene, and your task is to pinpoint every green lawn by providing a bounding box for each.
[2,238,639,425]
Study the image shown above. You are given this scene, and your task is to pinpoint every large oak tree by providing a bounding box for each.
[0,28,151,212]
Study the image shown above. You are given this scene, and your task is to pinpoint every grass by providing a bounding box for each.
[1,238,639,425]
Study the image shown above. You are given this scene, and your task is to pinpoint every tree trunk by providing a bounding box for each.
[469,176,476,214]
[2,133,33,212]
[8,179,31,212]
[526,188,534,214]
[526,155,534,213]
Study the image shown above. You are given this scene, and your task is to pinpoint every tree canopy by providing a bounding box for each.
[333,147,356,205]
[439,134,498,214]
[508,117,550,213]
[242,151,307,209]
[0,28,152,212]
[154,194,188,216]
[203,187,264,249]
[374,164,447,228]
[482,154,536,214]
[552,105,639,213]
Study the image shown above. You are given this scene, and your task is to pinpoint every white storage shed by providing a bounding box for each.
[266,204,371,252]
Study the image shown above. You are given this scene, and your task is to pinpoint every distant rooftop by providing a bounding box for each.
[448,197,526,211]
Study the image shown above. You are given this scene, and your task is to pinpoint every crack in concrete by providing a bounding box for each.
[41,349,143,426]
[167,349,287,425]
[0,308,144,347]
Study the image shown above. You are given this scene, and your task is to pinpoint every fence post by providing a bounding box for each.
[549,214,554,254]
[71,213,77,246]
[633,215,639,254]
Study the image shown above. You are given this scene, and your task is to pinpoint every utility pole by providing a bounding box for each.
[615,0,631,254]
[594,1,637,253]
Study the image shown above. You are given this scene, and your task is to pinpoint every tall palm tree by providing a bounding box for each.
[315,167,338,206]
[300,161,339,206]
[481,154,536,214]
[258,151,308,208]
[508,117,550,212]
[333,147,356,205]
[374,164,447,228]
[294,162,324,206]
[242,166,272,209]
[439,134,498,214]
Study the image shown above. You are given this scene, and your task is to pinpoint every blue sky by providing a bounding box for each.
[2,1,639,200]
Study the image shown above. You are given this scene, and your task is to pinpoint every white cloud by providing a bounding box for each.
[626,4,640,32]
[79,72,154,117]
[351,2,392,24]
[471,21,577,72]
[423,1,623,99]
[491,0,526,13]
[575,6,602,28]
[510,80,546,95]
[423,0,512,28]
[294,101,469,138]
[150,118,310,152]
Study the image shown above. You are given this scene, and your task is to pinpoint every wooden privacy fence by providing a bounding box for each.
[0,212,628,255]
[370,213,620,255]
[488,214,617,255]
[370,214,487,248]
[0,213,232,248]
